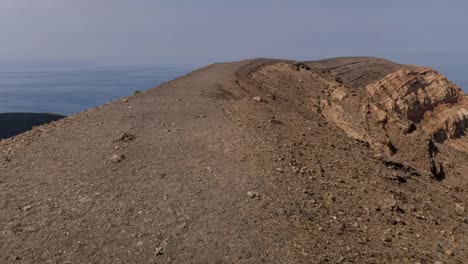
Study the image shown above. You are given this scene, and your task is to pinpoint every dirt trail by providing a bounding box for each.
[0,58,467,263]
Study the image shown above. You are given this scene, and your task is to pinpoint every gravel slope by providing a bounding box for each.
[0,58,466,264]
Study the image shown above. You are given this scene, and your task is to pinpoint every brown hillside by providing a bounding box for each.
[0,58,467,263]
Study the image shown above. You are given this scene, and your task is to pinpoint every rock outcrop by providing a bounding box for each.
[422,99,468,141]
[365,67,468,148]
[366,67,464,123]
[302,58,467,179]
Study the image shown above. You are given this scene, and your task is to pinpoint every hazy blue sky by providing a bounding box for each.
[1,0,467,71]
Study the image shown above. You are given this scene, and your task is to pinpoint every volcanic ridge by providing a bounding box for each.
[0,57,467,263]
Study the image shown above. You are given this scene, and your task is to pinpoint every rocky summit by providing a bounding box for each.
[0,57,467,263]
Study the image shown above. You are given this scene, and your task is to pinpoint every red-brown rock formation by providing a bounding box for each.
[366,67,464,123]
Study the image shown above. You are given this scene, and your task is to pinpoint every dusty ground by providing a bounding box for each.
[0,58,467,263]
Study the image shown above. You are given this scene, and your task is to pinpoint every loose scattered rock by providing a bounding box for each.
[269,119,283,125]
[252,96,262,102]
[115,132,135,142]
[155,239,168,256]
[275,167,284,173]
[109,154,125,163]
[247,191,258,198]
[78,195,93,203]
[455,203,465,213]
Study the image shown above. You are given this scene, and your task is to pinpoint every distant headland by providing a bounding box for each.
[0,113,65,139]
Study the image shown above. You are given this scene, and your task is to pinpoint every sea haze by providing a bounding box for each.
[0,63,191,115]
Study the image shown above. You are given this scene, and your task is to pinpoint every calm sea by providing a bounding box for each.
[0,64,191,115]
[0,63,465,116]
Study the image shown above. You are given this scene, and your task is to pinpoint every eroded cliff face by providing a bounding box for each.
[421,99,467,138]
[362,67,468,177]
[366,67,464,123]
[450,104,468,138]
[365,67,468,145]
[296,60,468,179]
